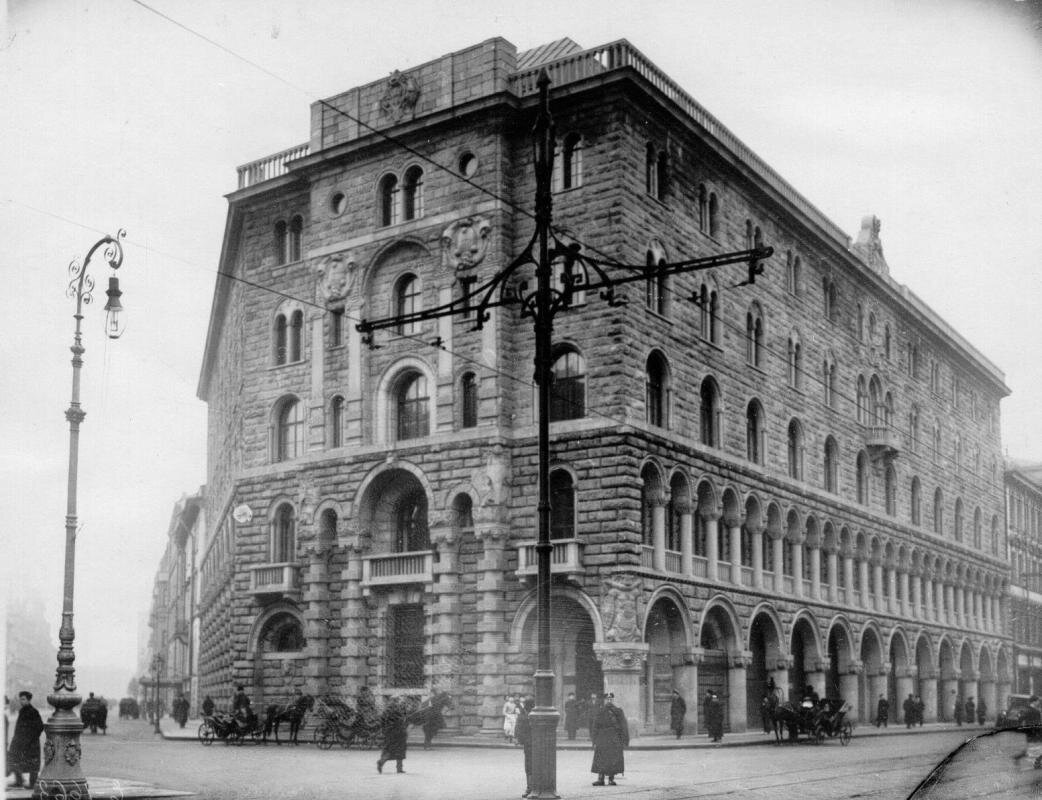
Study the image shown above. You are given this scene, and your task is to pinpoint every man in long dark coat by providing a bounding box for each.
[707,692,725,742]
[903,693,916,728]
[977,696,987,725]
[876,695,889,727]
[515,698,534,797]
[669,690,686,739]
[7,691,44,790]
[376,697,408,774]
[563,693,579,740]
[590,693,628,786]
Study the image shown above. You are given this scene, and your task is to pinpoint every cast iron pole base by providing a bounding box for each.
[529,667,561,800]
[34,703,87,800]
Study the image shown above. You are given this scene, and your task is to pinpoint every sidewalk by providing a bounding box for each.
[159,715,991,749]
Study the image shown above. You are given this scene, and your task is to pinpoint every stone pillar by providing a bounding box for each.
[338,531,368,687]
[935,581,945,623]
[750,523,764,590]
[944,584,954,626]
[300,541,333,696]
[679,501,694,578]
[706,514,720,582]
[899,570,910,617]
[429,524,462,719]
[981,679,997,724]
[941,672,961,722]
[728,652,752,733]
[826,549,839,604]
[887,567,898,615]
[954,585,964,627]
[843,554,855,605]
[895,667,916,718]
[675,647,700,730]
[792,541,804,597]
[772,534,785,595]
[345,300,364,443]
[728,522,742,584]
[475,523,510,734]
[924,574,935,620]
[872,561,884,613]
[651,491,667,572]
[593,643,650,738]
[840,661,863,724]
[911,572,922,620]
[919,669,939,723]
[309,315,325,449]
[972,591,981,629]
[859,560,871,609]
[810,546,822,600]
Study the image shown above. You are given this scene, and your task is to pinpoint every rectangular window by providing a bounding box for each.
[387,605,425,688]
[329,309,344,347]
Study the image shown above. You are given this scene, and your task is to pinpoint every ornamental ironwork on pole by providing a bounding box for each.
[36,231,126,800]
[357,71,770,799]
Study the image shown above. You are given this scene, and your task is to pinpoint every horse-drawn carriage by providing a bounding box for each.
[311,695,383,750]
[771,697,853,745]
[198,710,266,745]
[118,697,140,720]
[80,695,108,734]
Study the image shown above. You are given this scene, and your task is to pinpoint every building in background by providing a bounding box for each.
[5,595,56,704]
[1007,463,1042,697]
[194,36,1011,734]
[146,491,205,714]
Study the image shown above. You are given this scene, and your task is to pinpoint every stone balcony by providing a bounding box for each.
[360,550,434,595]
[515,538,584,583]
[866,425,901,458]
[247,562,301,602]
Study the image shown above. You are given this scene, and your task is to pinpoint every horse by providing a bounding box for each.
[264,693,314,745]
[408,691,452,750]
[769,701,802,743]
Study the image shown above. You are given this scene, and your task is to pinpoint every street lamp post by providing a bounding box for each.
[152,654,165,736]
[357,73,770,797]
[36,231,126,800]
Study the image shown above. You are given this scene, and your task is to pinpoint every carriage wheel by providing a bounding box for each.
[839,722,852,746]
[198,720,216,746]
[314,725,334,750]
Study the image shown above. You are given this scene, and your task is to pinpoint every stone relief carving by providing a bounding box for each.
[471,445,510,507]
[851,215,889,276]
[379,70,420,122]
[316,251,357,305]
[594,646,648,671]
[601,574,642,642]
[442,216,492,271]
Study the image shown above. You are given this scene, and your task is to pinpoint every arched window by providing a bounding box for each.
[453,493,474,533]
[275,398,305,462]
[287,215,303,262]
[868,376,882,425]
[394,274,420,336]
[698,185,709,232]
[708,192,719,237]
[884,392,894,427]
[823,354,837,409]
[824,436,839,493]
[885,465,897,516]
[645,144,658,197]
[908,406,920,452]
[911,477,922,525]
[856,376,867,423]
[395,488,429,551]
[561,133,583,190]
[933,488,944,535]
[973,508,982,549]
[884,325,892,359]
[932,424,941,465]
[954,498,964,542]
[549,470,575,539]
[645,246,668,315]
[379,173,400,227]
[273,313,288,365]
[260,612,305,653]
[787,418,804,480]
[396,372,430,441]
[656,150,668,200]
[289,309,303,362]
[699,281,720,344]
[746,400,765,464]
[645,351,669,428]
[744,219,754,249]
[823,277,837,322]
[402,166,424,221]
[272,503,296,561]
[746,304,764,367]
[699,378,721,447]
[787,330,802,388]
[460,372,478,429]
[856,303,865,342]
[787,253,801,295]
[549,347,586,421]
[329,395,345,448]
[856,450,869,505]
[274,220,288,264]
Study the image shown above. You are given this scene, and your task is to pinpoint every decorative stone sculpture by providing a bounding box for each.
[852,215,889,276]
[379,70,420,122]
[601,574,642,642]
[316,251,357,304]
[442,216,492,271]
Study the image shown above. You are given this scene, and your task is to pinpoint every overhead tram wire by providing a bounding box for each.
[118,2,1010,497]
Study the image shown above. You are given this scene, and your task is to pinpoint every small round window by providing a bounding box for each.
[459,153,478,178]
[330,191,348,216]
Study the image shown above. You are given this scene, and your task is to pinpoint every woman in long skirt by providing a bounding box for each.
[376,698,409,774]
[502,695,519,744]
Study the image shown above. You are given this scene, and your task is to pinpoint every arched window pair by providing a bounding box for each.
[271,503,296,562]
[646,352,669,428]
[786,251,801,295]
[787,330,802,388]
[274,215,303,264]
[273,396,305,462]
[645,241,668,316]
[746,400,765,464]
[822,354,837,409]
[700,378,721,448]
[697,185,719,237]
[378,166,425,227]
[698,281,720,344]
[787,418,804,480]
[553,133,583,191]
[745,304,764,367]
[645,143,667,200]
[273,309,304,365]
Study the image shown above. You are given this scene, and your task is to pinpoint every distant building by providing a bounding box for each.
[1007,463,1042,696]
[195,36,1011,733]
[5,595,55,703]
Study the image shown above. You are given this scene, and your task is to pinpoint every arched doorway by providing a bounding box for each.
[827,623,854,700]
[520,594,603,712]
[915,634,935,723]
[889,631,911,719]
[699,605,737,734]
[790,616,820,701]
[859,628,884,722]
[747,611,783,726]
[959,641,977,713]
[644,595,688,732]
[938,638,957,721]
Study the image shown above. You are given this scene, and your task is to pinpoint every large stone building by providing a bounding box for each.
[1007,463,1042,696]
[195,37,1011,734]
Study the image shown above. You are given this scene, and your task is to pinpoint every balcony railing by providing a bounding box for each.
[361,550,434,593]
[248,562,300,599]
[866,426,902,457]
[236,143,310,189]
[664,550,683,574]
[516,539,584,581]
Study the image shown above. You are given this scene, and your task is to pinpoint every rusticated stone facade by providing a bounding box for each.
[196,36,1011,734]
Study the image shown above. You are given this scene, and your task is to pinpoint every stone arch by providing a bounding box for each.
[698,596,742,734]
[313,499,345,553]
[789,611,822,701]
[826,615,857,703]
[748,603,786,712]
[643,587,693,731]
[859,623,885,721]
[361,237,430,294]
[721,484,743,527]
[373,356,437,447]
[695,476,721,518]
[937,635,958,721]
[785,507,804,542]
[887,626,913,712]
[352,462,433,553]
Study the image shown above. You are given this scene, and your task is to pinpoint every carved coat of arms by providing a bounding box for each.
[442,216,491,271]
[316,251,357,305]
[379,70,420,122]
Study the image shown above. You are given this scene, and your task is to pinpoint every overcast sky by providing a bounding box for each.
[2,0,1040,699]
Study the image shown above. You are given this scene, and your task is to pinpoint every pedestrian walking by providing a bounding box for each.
[590,692,628,786]
[707,692,725,742]
[515,697,534,797]
[669,690,686,739]
[903,693,915,728]
[201,695,215,717]
[954,693,964,725]
[502,695,519,743]
[564,693,579,740]
[587,692,602,740]
[977,696,987,725]
[875,694,889,727]
[914,694,924,726]
[965,697,975,726]
[376,697,409,774]
[6,691,44,791]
